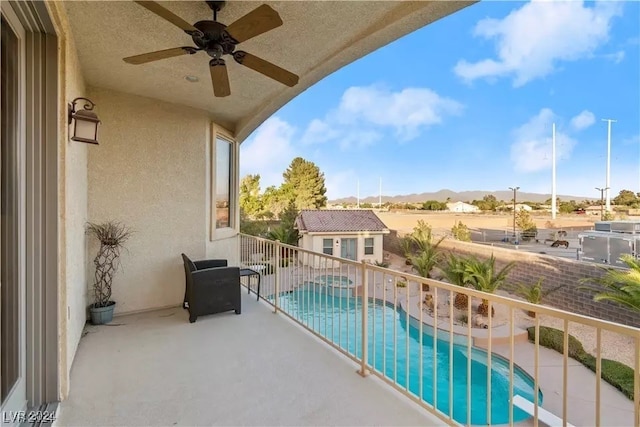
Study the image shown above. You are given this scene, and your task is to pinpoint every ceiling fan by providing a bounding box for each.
[123,1,299,97]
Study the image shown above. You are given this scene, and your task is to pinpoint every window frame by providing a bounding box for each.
[364,237,374,255]
[322,238,333,255]
[210,123,237,240]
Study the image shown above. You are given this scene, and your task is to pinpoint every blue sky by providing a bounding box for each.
[240,0,640,200]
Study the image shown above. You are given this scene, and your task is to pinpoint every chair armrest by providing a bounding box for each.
[194,259,228,270]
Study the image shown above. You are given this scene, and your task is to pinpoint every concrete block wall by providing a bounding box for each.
[383,232,639,328]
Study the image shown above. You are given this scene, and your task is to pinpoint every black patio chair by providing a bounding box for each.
[181,254,241,323]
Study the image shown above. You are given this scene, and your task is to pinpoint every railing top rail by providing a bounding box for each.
[239,232,365,267]
[239,233,640,337]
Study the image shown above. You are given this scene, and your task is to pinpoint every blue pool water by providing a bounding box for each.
[272,284,541,425]
[312,275,353,286]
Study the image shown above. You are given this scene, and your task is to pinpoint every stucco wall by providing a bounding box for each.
[87,88,213,315]
[49,0,89,398]
[300,233,384,268]
[63,32,89,397]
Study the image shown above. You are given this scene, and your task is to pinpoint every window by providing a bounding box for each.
[215,134,232,229]
[322,238,333,255]
[364,237,374,255]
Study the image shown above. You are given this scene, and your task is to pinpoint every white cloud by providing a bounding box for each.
[300,119,340,145]
[324,169,358,199]
[602,50,625,64]
[454,1,622,86]
[301,85,463,148]
[510,108,577,172]
[570,110,595,131]
[240,117,296,188]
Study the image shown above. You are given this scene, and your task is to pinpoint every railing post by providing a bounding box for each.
[274,240,280,314]
[358,260,369,377]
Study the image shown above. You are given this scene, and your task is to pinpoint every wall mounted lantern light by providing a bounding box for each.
[68,97,101,144]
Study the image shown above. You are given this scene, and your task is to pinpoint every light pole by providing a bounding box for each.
[552,123,557,219]
[595,186,609,220]
[509,186,520,239]
[601,119,616,212]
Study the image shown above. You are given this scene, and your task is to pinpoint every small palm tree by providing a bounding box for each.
[399,236,413,265]
[410,235,445,292]
[582,254,640,312]
[465,255,515,317]
[411,248,442,279]
[441,253,470,309]
[266,225,298,246]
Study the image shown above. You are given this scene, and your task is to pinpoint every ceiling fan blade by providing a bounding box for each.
[134,1,202,36]
[209,59,231,97]
[224,4,283,43]
[233,51,298,87]
[123,47,197,65]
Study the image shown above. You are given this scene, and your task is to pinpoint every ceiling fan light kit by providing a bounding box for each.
[123,1,299,97]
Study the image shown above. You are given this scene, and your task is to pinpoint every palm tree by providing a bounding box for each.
[582,254,640,312]
[441,253,470,309]
[410,248,442,279]
[398,236,413,265]
[465,255,515,317]
[410,235,445,291]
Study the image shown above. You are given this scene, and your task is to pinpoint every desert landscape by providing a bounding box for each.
[375,211,596,234]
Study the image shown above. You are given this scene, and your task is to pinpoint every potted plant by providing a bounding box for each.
[86,221,132,324]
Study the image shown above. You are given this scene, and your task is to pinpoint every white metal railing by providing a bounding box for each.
[238,233,640,427]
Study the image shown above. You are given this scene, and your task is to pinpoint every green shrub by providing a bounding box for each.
[451,221,471,242]
[527,326,635,400]
[578,355,635,399]
[526,326,584,358]
[374,260,390,268]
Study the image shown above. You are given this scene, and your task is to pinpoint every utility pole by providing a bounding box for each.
[595,186,609,221]
[602,119,616,212]
[552,123,557,220]
[509,186,519,239]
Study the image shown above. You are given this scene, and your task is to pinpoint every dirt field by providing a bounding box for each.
[375,211,596,234]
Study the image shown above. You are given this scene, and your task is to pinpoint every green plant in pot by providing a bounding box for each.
[86,221,132,324]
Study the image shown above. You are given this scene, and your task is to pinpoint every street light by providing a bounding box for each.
[509,186,520,240]
[595,186,609,220]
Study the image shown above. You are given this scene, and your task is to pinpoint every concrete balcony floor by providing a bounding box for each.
[56,291,444,426]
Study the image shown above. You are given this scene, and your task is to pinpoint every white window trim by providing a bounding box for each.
[322,238,333,255]
[210,123,238,241]
[364,237,374,255]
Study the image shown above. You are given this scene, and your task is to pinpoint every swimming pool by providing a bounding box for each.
[272,284,541,425]
[312,275,353,287]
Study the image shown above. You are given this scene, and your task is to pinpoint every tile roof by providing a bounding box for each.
[295,210,389,233]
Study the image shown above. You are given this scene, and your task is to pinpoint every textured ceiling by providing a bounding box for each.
[63,1,475,141]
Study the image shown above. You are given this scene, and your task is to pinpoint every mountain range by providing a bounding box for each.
[329,189,598,204]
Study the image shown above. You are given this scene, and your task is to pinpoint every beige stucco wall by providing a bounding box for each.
[86,88,214,315]
[300,233,385,268]
[48,0,89,399]
[62,33,89,399]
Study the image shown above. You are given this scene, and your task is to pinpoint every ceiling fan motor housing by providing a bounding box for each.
[192,20,237,59]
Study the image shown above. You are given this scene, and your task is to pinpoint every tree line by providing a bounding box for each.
[240,157,328,221]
